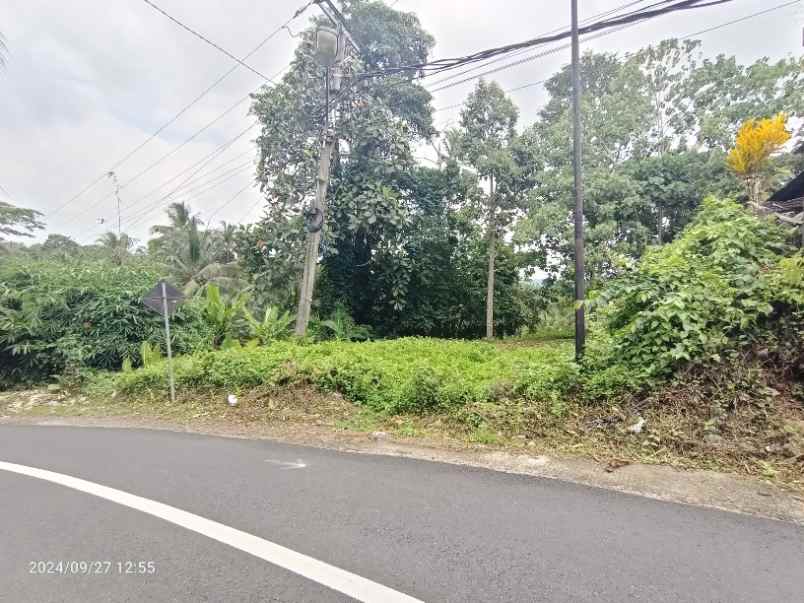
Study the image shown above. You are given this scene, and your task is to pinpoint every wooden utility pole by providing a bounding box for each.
[295,131,336,337]
[571,0,586,360]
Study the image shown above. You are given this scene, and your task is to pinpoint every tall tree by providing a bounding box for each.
[97,231,136,264]
[250,0,435,320]
[449,80,520,338]
[0,202,44,243]
[727,113,792,205]
[516,42,802,283]
[148,202,204,283]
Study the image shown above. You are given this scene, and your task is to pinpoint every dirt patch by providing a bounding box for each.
[2,387,803,526]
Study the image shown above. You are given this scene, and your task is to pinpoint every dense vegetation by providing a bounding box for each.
[95,338,577,414]
[0,257,212,385]
[1,1,802,439]
[77,198,802,415]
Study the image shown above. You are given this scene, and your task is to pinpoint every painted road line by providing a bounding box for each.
[0,460,422,603]
[263,458,307,469]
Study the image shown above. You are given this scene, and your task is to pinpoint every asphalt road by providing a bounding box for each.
[0,425,802,602]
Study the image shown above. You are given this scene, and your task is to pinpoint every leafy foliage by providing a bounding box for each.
[727,113,792,203]
[0,257,213,385]
[587,197,796,388]
[244,305,294,344]
[95,337,578,414]
[516,42,800,282]
[728,114,792,176]
[313,305,372,341]
[199,283,248,349]
[0,201,45,242]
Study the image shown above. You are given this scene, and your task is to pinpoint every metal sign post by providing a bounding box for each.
[143,280,184,403]
[161,282,176,403]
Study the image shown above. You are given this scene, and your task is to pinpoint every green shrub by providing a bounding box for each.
[312,306,373,342]
[140,342,162,368]
[0,257,213,386]
[244,305,294,344]
[587,197,797,390]
[198,283,248,348]
[93,337,578,413]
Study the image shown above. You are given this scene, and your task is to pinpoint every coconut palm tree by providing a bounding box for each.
[148,203,246,295]
[96,231,136,264]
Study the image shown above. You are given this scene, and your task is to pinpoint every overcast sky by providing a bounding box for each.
[1,0,802,244]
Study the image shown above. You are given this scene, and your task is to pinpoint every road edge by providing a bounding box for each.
[2,414,803,526]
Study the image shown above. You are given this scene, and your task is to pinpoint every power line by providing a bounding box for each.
[70,60,292,226]
[49,1,312,219]
[123,161,254,232]
[424,0,652,89]
[680,0,801,38]
[429,22,637,94]
[119,160,254,224]
[432,0,799,114]
[360,0,734,80]
[122,147,255,214]
[141,0,272,80]
[63,93,253,228]
[79,120,258,242]
[118,127,257,215]
[236,196,266,225]
[203,183,253,228]
[344,1,716,105]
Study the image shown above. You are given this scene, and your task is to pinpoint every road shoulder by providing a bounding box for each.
[3,411,803,526]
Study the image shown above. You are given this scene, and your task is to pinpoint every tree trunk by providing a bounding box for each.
[486,175,496,340]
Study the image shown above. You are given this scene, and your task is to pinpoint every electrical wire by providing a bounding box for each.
[119,160,254,225]
[359,0,734,80]
[680,0,801,38]
[63,93,253,228]
[121,147,256,214]
[141,0,272,80]
[424,0,652,89]
[78,120,258,243]
[432,0,800,114]
[123,162,255,232]
[49,0,313,219]
[335,1,707,105]
[203,182,253,228]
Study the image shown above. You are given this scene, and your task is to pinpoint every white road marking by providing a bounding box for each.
[0,460,422,603]
[264,458,307,469]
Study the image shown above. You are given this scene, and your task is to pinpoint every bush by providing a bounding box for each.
[0,257,213,386]
[93,338,578,413]
[586,197,799,390]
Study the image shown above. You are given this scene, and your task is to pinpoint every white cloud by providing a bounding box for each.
[0,0,800,244]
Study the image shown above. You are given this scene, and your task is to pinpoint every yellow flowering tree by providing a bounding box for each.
[727,113,791,205]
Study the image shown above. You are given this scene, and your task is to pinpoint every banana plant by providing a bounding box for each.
[244,305,294,345]
[200,283,248,348]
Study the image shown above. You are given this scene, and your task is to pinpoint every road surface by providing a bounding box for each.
[0,425,802,602]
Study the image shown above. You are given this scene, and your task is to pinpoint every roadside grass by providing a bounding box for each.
[6,335,801,493]
[87,337,579,415]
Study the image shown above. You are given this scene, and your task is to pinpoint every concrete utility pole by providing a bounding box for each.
[486,174,496,340]
[571,0,586,360]
[107,171,122,235]
[295,130,336,337]
[294,23,345,337]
